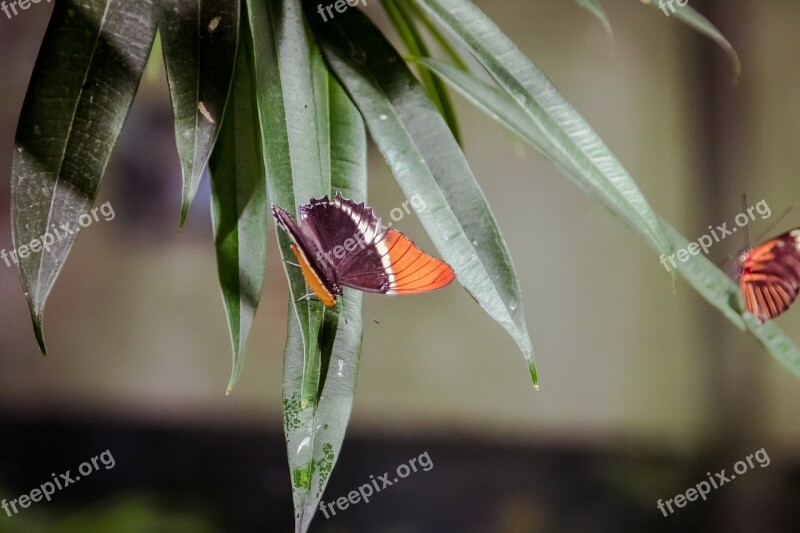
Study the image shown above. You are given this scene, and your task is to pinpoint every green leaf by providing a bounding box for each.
[11,0,159,353]
[574,0,614,54]
[656,219,800,380]
[643,0,741,79]
[403,0,469,70]
[311,6,538,387]
[284,74,368,533]
[416,58,554,155]
[209,7,267,395]
[380,0,461,144]
[247,0,326,415]
[247,1,344,529]
[412,0,675,282]
[158,0,240,227]
[419,59,800,380]
[655,218,744,329]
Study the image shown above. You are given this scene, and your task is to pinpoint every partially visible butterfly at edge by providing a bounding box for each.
[271,193,456,307]
[738,228,800,322]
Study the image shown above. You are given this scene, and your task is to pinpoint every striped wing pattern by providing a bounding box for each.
[378,229,456,294]
[739,229,800,322]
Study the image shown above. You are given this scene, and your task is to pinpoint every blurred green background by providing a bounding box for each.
[1,1,799,531]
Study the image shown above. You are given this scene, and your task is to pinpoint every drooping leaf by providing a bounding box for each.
[12,0,159,353]
[158,0,240,227]
[246,1,335,529]
[403,0,469,70]
[248,0,326,415]
[574,0,614,54]
[412,0,675,283]
[310,6,538,387]
[657,219,800,379]
[419,58,800,380]
[380,0,461,143]
[209,6,267,395]
[283,73,368,533]
[642,0,741,78]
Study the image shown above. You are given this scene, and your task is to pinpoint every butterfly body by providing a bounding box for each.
[738,228,800,322]
[272,193,456,307]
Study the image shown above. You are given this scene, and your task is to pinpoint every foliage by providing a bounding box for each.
[9,0,792,530]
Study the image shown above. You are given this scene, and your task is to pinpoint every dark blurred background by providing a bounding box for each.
[1,1,799,531]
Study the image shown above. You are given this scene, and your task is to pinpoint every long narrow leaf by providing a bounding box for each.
[12,0,158,352]
[285,73,368,533]
[657,219,800,379]
[159,0,240,226]
[247,0,333,529]
[209,5,267,395]
[643,0,741,78]
[420,58,800,379]
[413,0,675,282]
[248,0,326,415]
[310,6,538,387]
[575,0,614,53]
[403,0,468,70]
[380,0,461,143]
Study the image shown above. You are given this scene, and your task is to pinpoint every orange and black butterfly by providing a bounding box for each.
[738,228,800,322]
[271,193,456,307]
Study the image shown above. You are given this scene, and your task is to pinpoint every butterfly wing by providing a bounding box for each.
[298,193,456,294]
[271,202,339,305]
[739,229,800,322]
[371,228,456,294]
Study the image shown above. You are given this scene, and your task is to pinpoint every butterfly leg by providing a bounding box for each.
[295,293,320,303]
[284,260,301,268]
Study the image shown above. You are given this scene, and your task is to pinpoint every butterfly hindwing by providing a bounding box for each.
[739,229,800,322]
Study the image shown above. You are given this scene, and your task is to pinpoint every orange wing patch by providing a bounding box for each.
[291,244,336,307]
[380,230,456,294]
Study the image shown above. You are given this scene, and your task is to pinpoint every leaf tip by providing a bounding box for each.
[529,361,539,390]
[32,312,48,356]
[226,366,242,396]
[179,202,190,230]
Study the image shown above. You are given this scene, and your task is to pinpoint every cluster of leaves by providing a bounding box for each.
[9,0,799,530]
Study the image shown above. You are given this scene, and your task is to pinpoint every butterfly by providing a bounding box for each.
[738,228,800,322]
[271,193,456,307]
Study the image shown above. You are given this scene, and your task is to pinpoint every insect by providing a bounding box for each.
[738,228,800,322]
[271,193,456,307]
